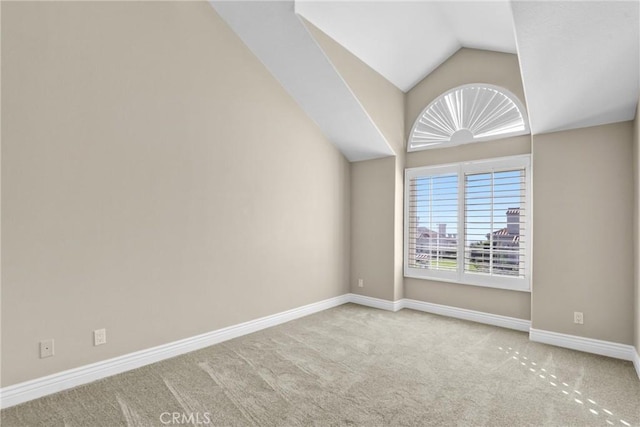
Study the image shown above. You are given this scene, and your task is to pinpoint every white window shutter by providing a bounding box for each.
[404,156,531,291]
[407,173,459,273]
[464,169,527,279]
[408,84,529,152]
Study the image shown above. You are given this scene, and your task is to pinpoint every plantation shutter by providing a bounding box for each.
[405,156,530,290]
[408,84,529,151]
[407,172,459,273]
[464,168,526,278]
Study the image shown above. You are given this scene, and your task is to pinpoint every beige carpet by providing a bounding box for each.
[2,304,639,426]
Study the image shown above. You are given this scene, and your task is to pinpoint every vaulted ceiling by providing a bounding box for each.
[295,1,518,92]
[211,1,639,161]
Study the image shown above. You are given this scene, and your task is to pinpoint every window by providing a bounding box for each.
[404,155,531,291]
[407,84,530,152]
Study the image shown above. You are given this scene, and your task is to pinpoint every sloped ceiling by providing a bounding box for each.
[296,0,639,137]
[295,1,518,92]
[211,1,640,161]
[511,1,640,134]
[209,1,395,161]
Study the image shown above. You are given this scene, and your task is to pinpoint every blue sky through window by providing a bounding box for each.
[415,169,524,244]
[414,174,458,235]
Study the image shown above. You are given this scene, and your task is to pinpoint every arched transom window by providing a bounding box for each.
[408,84,530,152]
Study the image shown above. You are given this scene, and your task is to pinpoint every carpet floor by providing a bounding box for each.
[2,304,639,426]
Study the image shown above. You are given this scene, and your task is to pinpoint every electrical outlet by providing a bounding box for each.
[574,312,584,324]
[358,278,364,288]
[40,339,54,358]
[94,328,107,346]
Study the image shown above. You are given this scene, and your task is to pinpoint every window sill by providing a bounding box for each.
[404,272,531,293]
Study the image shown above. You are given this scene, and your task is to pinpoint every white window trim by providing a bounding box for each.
[404,154,532,292]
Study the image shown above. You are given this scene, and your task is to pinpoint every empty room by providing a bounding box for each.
[1,0,640,426]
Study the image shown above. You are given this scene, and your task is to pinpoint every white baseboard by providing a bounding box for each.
[347,293,403,312]
[632,347,640,380]
[0,294,350,409]
[3,293,636,409]
[346,295,530,332]
[402,298,531,332]
[529,328,636,362]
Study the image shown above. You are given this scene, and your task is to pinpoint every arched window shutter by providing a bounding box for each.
[408,84,530,152]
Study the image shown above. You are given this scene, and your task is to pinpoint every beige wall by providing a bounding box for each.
[532,122,634,344]
[1,2,350,386]
[404,48,532,319]
[405,135,531,169]
[306,19,406,300]
[634,102,640,352]
[350,157,396,301]
[393,153,405,301]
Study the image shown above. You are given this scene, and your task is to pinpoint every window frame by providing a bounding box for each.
[404,155,531,292]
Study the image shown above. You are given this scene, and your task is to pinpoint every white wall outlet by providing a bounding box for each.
[40,339,54,358]
[94,328,107,346]
[574,312,584,324]
[358,278,364,288]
